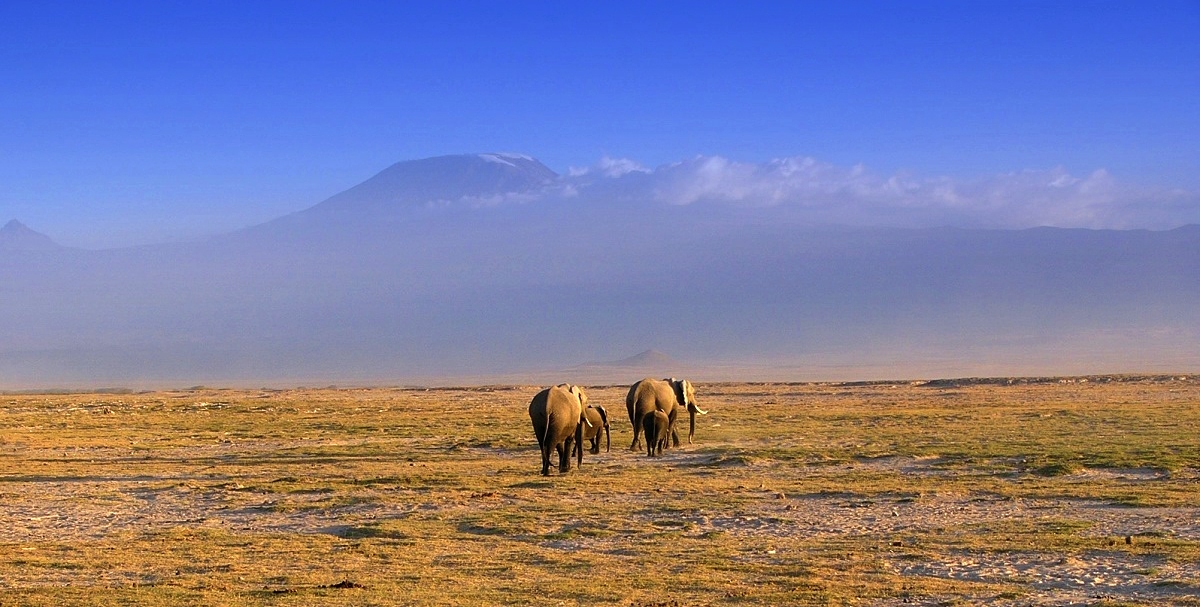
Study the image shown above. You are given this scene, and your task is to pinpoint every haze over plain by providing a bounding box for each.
[1,2,1197,387]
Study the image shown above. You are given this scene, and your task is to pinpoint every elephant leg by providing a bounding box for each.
[558,440,572,473]
[669,415,681,448]
[541,443,552,476]
[574,424,583,469]
[629,414,643,451]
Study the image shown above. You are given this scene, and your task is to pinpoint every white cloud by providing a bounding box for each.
[424,154,1198,230]
[567,156,651,178]
[560,154,1198,230]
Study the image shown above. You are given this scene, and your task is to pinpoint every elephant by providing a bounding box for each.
[528,384,591,475]
[643,409,670,457]
[626,377,708,451]
[581,404,610,454]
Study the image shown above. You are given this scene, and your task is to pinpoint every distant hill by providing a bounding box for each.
[556,350,691,385]
[0,220,62,252]
[580,349,679,369]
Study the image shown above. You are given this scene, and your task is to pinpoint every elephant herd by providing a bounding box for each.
[527,377,708,476]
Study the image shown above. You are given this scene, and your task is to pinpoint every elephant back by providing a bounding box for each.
[546,384,582,416]
[543,385,583,436]
[527,387,553,419]
[627,377,677,417]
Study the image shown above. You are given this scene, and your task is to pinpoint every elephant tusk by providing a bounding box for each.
[693,406,708,415]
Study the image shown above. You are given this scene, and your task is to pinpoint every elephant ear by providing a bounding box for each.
[682,380,708,415]
[569,385,587,408]
[671,378,687,406]
[593,404,609,427]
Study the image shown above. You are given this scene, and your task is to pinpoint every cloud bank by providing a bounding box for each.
[563,155,1199,230]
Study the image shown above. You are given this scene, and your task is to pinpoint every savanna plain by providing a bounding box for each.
[1,376,1198,606]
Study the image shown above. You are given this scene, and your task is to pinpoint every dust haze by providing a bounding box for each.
[2,154,1197,389]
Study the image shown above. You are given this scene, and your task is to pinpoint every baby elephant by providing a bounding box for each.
[642,410,670,458]
[581,404,610,454]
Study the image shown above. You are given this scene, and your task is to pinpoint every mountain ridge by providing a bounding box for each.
[573,349,681,370]
[0,220,63,252]
[294,153,557,218]
[2,154,1197,388]
[15,150,1200,250]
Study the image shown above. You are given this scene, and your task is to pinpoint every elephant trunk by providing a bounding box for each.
[688,402,707,444]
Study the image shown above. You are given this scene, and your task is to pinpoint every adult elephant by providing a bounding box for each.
[529,384,590,476]
[581,404,610,454]
[626,377,708,451]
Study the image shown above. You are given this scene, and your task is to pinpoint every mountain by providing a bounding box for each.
[605,349,679,368]
[562,350,691,384]
[570,349,683,372]
[285,153,557,220]
[1,155,1197,389]
[0,220,62,252]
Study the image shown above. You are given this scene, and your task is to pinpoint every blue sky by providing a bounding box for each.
[2,1,1198,247]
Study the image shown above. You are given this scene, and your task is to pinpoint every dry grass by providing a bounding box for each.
[1,376,1198,605]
